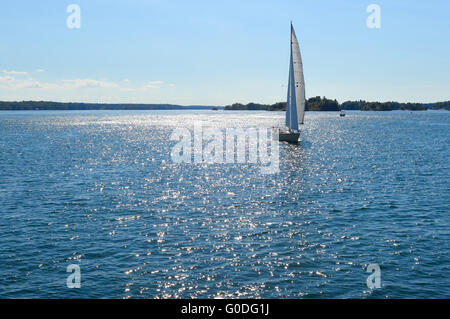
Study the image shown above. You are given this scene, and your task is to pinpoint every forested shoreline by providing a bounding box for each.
[225,97,450,111]
[0,101,215,111]
[1,98,449,111]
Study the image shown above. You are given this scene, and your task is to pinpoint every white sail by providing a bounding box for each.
[285,24,305,130]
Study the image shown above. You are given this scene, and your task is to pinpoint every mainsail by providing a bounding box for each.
[285,24,305,131]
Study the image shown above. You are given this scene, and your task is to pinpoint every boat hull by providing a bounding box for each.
[278,130,300,143]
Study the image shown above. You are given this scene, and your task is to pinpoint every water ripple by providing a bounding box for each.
[0,110,449,298]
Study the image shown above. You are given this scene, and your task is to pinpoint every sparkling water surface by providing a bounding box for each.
[0,110,449,298]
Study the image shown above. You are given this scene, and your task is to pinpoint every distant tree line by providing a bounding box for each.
[425,101,450,110]
[1,99,448,111]
[225,96,449,111]
[0,101,215,111]
[225,97,339,111]
[306,96,340,111]
[340,100,426,111]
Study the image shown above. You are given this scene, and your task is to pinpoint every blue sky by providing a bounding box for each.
[0,0,449,105]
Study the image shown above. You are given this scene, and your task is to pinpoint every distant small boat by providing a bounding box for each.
[211,107,219,111]
[279,23,305,144]
[340,110,346,117]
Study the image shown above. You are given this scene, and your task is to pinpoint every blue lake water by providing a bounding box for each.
[0,110,449,298]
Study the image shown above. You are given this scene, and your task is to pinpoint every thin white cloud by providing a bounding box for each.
[0,76,61,90]
[3,70,28,75]
[0,77,118,90]
[143,81,164,89]
[61,79,119,89]
[35,69,45,73]
[118,81,165,92]
[0,77,172,94]
[0,75,15,83]
[15,78,62,90]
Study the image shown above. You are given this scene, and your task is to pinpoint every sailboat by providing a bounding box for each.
[279,23,305,144]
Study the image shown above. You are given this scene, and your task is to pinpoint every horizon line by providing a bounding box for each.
[1,98,449,107]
